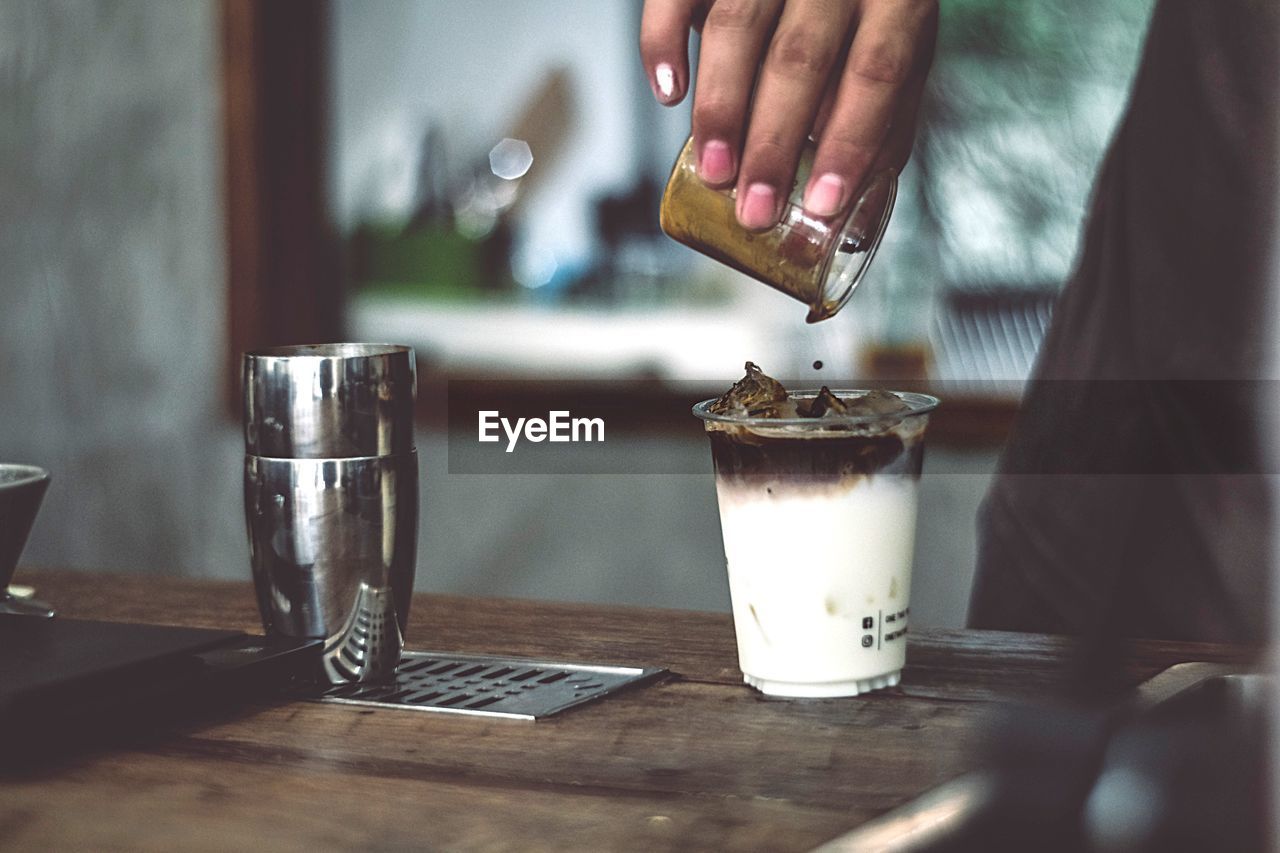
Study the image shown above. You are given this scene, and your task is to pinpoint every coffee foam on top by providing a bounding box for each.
[704,362,926,441]
[703,364,930,496]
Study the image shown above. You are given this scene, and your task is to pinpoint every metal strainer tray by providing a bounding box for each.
[298,651,668,720]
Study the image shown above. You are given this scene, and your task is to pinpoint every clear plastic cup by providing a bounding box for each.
[661,137,897,323]
[694,390,938,697]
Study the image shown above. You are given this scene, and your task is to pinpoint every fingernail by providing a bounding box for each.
[804,173,846,217]
[738,183,779,230]
[698,140,735,185]
[654,63,675,101]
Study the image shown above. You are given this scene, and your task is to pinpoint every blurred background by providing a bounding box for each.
[0,0,1153,628]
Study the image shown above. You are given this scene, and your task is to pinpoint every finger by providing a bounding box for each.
[811,47,848,138]
[804,0,936,217]
[735,0,858,230]
[841,85,923,246]
[640,0,701,105]
[868,2,936,174]
[690,0,785,188]
[870,61,929,175]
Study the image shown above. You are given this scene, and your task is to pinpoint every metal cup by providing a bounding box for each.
[244,453,418,683]
[0,464,55,618]
[243,343,418,684]
[243,343,416,458]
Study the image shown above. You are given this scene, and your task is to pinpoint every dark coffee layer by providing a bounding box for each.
[708,427,924,484]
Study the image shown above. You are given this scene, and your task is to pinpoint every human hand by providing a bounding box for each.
[641,0,937,230]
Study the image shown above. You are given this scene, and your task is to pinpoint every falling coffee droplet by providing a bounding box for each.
[812,360,824,370]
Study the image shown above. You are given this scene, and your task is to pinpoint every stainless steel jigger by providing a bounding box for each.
[244,342,416,458]
[243,344,418,684]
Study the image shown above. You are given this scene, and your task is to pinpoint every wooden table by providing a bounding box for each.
[0,572,1255,852]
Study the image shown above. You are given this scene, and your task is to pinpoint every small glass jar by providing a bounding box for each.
[660,136,896,323]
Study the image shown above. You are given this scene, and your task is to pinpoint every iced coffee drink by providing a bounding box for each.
[695,363,938,697]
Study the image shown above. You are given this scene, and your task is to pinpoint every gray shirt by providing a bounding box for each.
[968,0,1277,643]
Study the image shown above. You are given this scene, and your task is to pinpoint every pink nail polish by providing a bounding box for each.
[655,63,675,101]
[698,140,735,185]
[739,183,778,230]
[804,173,846,217]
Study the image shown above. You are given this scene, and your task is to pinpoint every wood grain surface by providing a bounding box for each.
[1,571,1257,852]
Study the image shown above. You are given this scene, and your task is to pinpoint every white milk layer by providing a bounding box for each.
[715,475,918,694]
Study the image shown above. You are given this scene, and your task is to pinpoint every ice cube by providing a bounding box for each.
[797,386,850,418]
[846,389,912,416]
[709,362,790,417]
